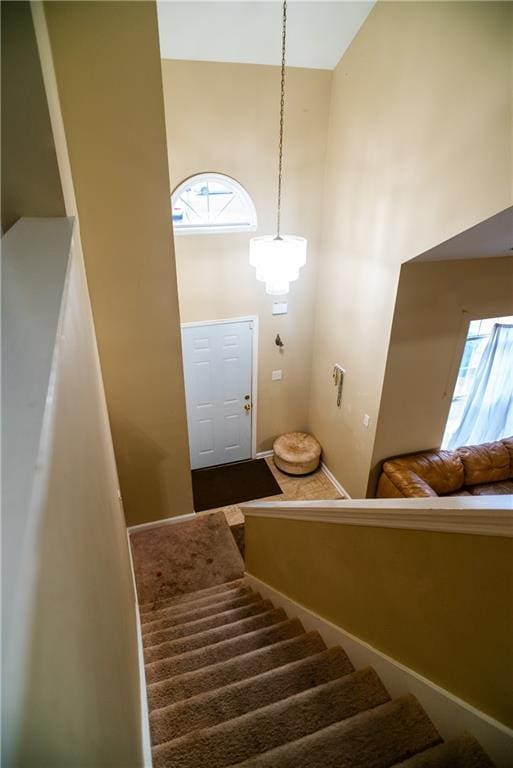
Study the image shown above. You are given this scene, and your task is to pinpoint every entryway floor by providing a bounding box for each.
[197,456,344,527]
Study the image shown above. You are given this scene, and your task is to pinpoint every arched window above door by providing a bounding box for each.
[171,173,257,234]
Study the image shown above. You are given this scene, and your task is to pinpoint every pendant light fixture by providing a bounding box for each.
[249,0,307,296]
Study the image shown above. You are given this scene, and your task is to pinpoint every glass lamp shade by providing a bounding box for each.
[249,235,307,295]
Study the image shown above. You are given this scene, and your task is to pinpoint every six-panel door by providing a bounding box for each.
[181,321,253,469]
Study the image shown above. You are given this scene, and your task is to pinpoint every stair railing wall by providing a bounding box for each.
[1,218,146,766]
[242,496,513,737]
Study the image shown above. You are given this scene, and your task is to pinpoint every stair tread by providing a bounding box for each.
[141,592,262,636]
[136,535,490,767]
[139,578,247,612]
[146,631,326,710]
[140,586,253,623]
[144,618,305,684]
[143,599,273,648]
[152,667,387,768]
[150,681,410,768]
[392,732,495,767]
[231,694,441,768]
[150,646,354,743]
[144,607,286,663]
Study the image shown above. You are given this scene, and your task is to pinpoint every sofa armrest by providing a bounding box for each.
[378,464,438,498]
[376,474,406,498]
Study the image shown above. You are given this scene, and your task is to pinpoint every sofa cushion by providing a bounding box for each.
[382,450,463,496]
[468,479,513,496]
[456,441,510,486]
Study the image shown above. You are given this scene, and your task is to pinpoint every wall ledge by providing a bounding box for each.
[241,497,513,538]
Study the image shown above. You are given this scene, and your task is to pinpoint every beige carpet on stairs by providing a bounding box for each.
[130,513,494,768]
[130,511,244,604]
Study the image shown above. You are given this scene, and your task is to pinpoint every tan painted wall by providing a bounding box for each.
[162,60,332,450]
[370,256,513,492]
[19,247,144,765]
[43,1,193,525]
[1,1,64,233]
[245,514,513,728]
[309,1,513,498]
[3,219,144,765]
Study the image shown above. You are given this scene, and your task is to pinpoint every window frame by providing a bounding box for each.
[441,314,513,449]
[171,172,257,235]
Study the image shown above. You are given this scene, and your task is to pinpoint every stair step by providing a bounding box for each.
[145,618,304,684]
[143,600,273,649]
[232,694,441,768]
[150,646,354,743]
[144,608,286,663]
[146,630,325,709]
[392,732,494,767]
[141,592,262,636]
[152,667,391,768]
[140,586,253,623]
[139,578,247,613]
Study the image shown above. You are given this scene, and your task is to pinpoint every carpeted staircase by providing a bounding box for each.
[138,578,493,768]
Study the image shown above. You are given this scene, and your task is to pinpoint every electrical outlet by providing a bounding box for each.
[272,369,283,381]
[363,414,370,428]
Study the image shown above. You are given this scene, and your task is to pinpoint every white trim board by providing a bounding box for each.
[180,315,258,329]
[321,461,351,499]
[255,452,351,500]
[181,315,259,461]
[244,573,513,768]
[126,533,153,767]
[255,450,273,460]
[128,512,196,534]
[241,499,513,538]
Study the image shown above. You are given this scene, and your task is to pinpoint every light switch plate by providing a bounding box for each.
[272,369,283,381]
[272,302,288,315]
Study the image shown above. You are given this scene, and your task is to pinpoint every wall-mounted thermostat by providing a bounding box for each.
[272,302,288,315]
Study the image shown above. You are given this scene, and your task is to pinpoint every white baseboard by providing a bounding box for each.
[255,450,274,459]
[320,461,351,499]
[244,573,513,768]
[126,533,153,767]
[257,452,351,500]
[127,512,196,534]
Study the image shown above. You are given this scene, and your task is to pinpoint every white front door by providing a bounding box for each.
[182,320,253,470]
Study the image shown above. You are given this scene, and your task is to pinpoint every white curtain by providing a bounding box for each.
[446,323,513,450]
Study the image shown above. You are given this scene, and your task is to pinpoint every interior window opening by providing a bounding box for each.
[442,314,513,450]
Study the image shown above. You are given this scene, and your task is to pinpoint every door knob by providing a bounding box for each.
[244,403,252,412]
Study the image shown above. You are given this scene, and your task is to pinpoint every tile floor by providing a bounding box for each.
[198,456,343,527]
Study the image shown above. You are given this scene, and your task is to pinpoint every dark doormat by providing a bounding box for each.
[192,459,282,512]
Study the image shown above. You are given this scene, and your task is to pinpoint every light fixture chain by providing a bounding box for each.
[276,0,287,239]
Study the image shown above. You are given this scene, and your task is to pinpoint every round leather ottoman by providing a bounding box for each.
[273,432,322,475]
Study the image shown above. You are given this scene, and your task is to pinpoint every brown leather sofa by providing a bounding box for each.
[377,437,513,498]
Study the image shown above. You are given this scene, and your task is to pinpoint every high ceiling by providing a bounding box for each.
[157,1,375,70]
